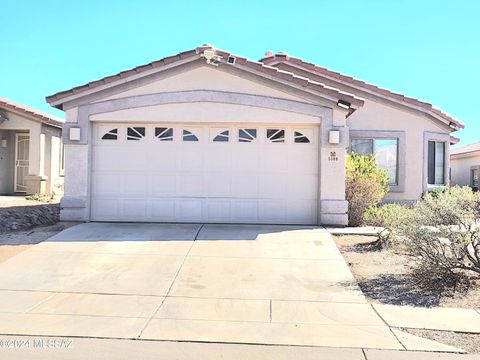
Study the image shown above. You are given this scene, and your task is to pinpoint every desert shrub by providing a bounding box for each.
[364,203,412,248]
[25,193,52,202]
[346,152,389,226]
[400,186,480,276]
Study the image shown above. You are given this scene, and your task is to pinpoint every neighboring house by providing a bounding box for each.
[46,45,463,225]
[0,97,64,196]
[451,142,480,191]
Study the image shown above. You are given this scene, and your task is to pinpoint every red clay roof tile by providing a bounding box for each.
[261,52,463,129]
[0,97,63,128]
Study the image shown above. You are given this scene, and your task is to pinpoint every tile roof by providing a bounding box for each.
[0,97,64,128]
[261,53,464,130]
[46,45,364,110]
[451,141,480,156]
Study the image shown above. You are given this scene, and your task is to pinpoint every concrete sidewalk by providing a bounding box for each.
[0,336,476,360]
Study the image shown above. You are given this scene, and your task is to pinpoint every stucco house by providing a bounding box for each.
[0,97,64,196]
[46,45,463,225]
[451,142,480,191]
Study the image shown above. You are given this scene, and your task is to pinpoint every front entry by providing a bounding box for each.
[14,133,30,193]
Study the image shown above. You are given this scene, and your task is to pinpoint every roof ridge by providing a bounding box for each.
[46,45,364,110]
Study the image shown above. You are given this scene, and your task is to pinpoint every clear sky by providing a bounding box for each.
[1,0,478,146]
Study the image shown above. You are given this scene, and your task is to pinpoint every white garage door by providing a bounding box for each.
[91,123,319,224]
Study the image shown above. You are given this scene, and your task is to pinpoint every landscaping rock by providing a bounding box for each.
[0,203,60,232]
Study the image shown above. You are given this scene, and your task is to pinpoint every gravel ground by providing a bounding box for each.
[403,328,480,354]
[334,234,480,354]
[0,197,60,232]
[333,235,480,308]
[0,222,77,263]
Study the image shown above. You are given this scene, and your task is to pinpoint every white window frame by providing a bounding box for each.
[423,132,450,191]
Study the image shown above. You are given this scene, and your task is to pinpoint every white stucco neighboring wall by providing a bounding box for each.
[451,152,480,186]
[0,111,63,195]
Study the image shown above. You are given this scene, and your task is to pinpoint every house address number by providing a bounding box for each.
[328,151,338,161]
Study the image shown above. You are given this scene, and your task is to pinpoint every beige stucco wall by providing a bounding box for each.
[451,152,480,186]
[96,65,309,103]
[348,98,450,201]
[59,61,353,224]
[90,102,321,123]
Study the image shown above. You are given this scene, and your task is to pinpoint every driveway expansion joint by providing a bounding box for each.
[136,224,204,339]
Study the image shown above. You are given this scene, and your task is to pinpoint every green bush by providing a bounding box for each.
[364,203,412,247]
[346,152,389,226]
[400,186,480,276]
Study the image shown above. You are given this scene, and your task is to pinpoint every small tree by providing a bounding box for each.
[345,152,389,226]
[401,186,480,276]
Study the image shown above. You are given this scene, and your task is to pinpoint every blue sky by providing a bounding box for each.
[1,0,478,145]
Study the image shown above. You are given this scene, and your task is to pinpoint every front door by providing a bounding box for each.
[14,133,30,192]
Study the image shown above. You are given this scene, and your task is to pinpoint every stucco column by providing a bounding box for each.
[59,106,90,221]
[25,125,47,194]
[318,108,350,226]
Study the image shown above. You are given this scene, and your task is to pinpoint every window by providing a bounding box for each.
[471,167,479,191]
[428,141,445,185]
[267,129,285,143]
[238,128,256,143]
[351,138,398,185]
[183,129,198,142]
[101,128,118,140]
[294,131,310,143]
[127,127,145,141]
[213,130,229,142]
[155,127,173,141]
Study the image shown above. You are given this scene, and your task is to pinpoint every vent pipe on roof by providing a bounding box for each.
[264,50,274,57]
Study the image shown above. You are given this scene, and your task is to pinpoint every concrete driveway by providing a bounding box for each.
[0,223,403,349]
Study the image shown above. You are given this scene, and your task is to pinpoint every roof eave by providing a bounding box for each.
[263,55,463,131]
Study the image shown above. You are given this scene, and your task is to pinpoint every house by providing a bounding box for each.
[0,97,64,196]
[451,142,480,191]
[46,45,463,225]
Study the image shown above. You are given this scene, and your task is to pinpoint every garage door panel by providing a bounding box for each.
[91,123,319,224]
[205,200,231,222]
[259,200,286,222]
[205,174,231,197]
[120,199,147,220]
[91,199,119,220]
[233,148,259,172]
[258,176,286,199]
[231,200,258,221]
[289,150,318,173]
[204,149,231,172]
[231,175,258,198]
[288,175,318,199]
[178,151,203,172]
[287,200,317,223]
[149,174,176,196]
[120,174,147,195]
[176,200,202,220]
[260,148,290,173]
[151,200,176,220]
[177,174,203,197]
[148,147,177,170]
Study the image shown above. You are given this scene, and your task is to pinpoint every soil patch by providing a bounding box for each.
[333,235,480,308]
